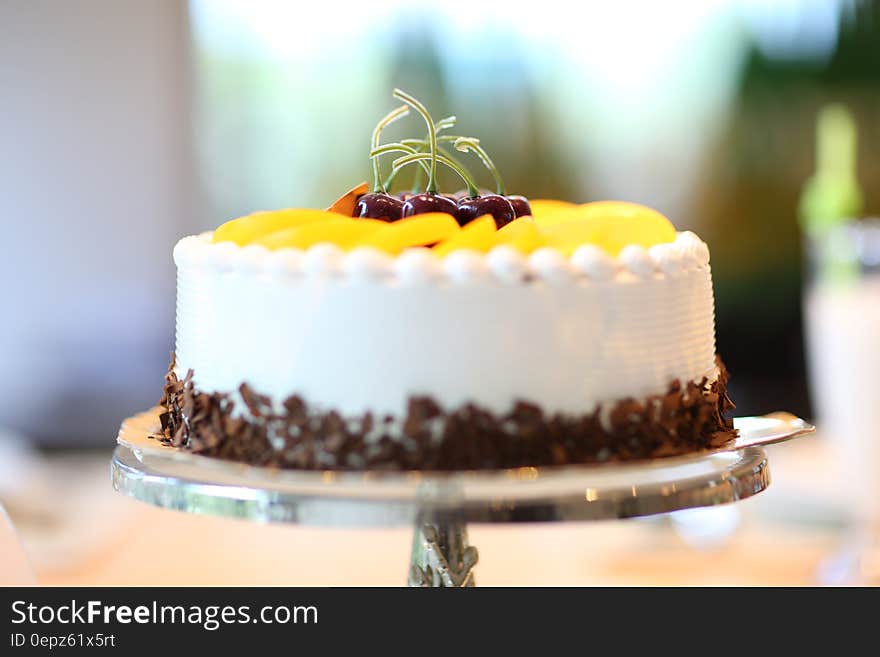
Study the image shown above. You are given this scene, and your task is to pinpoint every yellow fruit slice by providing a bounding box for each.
[528,199,579,227]
[497,216,534,232]
[540,201,676,256]
[255,219,387,250]
[357,213,460,254]
[496,218,545,254]
[213,209,344,246]
[539,221,601,255]
[433,215,497,256]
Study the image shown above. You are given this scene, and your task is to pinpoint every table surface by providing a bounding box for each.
[5,432,852,586]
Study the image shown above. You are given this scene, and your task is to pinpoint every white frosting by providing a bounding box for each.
[677,230,710,268]
[618,244,656,278]
[303,243,344,278]
[173,231,717,417]
[528,248,575,284]
[648,243,684,276]
[265,248,305,277]
[342,247,393,281]
[486,246,528,285]
[571,244,617,280]
[394,248,442,286]
[237,244,270,273]
[443,250,490,284]
[204,241,238,272]
[172,231,708,284]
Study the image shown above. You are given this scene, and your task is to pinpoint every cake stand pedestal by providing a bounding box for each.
[111,410,813,586]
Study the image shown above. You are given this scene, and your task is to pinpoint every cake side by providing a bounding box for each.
[173,230,716,418]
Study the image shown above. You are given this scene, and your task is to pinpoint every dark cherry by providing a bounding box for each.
[354,192,404,222]
[398,190,455,203]
[506,195,532,218]
[452,188,491,200]
[401,192,458,218]
[456,194,516,228]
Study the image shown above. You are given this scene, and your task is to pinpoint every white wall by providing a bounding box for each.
[0,0,196,444]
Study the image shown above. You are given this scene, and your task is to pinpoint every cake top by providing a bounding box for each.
[210,89,680,259]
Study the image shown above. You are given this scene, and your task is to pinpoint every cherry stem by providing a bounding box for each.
[453,137,506,196]
[409,152,425,194]
[383,116,456,192]
[389,152,480,198]
[371,143,431,179]
[393,89,438,193]
[435,115,457,132]
[401,139,471,183]
[381,141,425,191]
[369,104,409,193]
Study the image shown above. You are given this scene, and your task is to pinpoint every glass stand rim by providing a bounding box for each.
[109,408,815,527]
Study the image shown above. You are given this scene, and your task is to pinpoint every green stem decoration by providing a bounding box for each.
[389,152,480,198]
[409,151,425,193]
[370,104,409,193]
[383,116,457,192]
[453,137,506,196]
[382,143,425,192]
[393,89,439,193]
[401,139,472,186]
[372,142,432,192]
[416,116,455,193]
[435,115,457,133]
[371,143,430,166]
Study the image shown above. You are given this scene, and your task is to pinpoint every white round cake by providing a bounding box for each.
[159,225,733,471]
[155,89,734,470]
[172,231,716,419]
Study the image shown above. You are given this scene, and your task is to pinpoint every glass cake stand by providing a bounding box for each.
[111,409,813,586]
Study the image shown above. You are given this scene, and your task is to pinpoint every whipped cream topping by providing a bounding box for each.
[342,247,393,281]
[394,248,442,285]
[443,249,491,284]
[571,244,618,280]
[618,245,655,278]
[173,230,710,285]
[486,246,529,284]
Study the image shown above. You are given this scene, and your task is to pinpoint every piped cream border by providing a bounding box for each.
[173,231,710,286]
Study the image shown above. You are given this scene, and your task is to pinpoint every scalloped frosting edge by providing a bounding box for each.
[173,231,711,285]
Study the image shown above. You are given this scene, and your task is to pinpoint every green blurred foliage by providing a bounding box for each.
[691,1,880,413]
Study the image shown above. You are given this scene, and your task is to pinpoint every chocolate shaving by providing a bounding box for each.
[154,355,737,471]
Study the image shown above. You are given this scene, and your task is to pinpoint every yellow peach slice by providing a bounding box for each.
[357,213,460,254]
[539,221,602,255]
[496,218,545,254]
[213,209,344,246]
[528,199,580,227]
[499,215,534,227]
[579,201,676,253]
[255,219,386,250]
[433,215,497,257]
[540,201,676,256]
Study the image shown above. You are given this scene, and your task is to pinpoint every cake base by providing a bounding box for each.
[154,356,736,471]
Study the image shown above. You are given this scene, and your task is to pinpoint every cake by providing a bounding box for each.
[157,90,736,470]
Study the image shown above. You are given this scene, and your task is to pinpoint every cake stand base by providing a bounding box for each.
[409,518,478,587]
[111,409,814,586]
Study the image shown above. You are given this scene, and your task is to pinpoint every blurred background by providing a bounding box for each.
[3,0,880,445]
[1,0,879,585]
